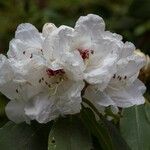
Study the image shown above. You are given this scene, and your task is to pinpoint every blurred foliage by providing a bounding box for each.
[0,0,149,54]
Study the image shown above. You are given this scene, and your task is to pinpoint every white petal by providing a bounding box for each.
[43,25,85,81]
[116,54,146,85]
[62,51,85,81]
[10,58,49,100]
[15,23,42,46]
[105,79,146,107]
[0,56,20,100]
[120,42,135,58]
[0,55,13,85]
[0,57,47,101]
[8,24,44,60]
[74,14,105,39]
[103,31,123,41]
[25,80,84,123]
[43,25,74,61]
[5,100,30,123]
[84,53,118,89]
[84,85,115,109]
[7,39,43,60]
[55,80,84,115]
[25,93,58,123]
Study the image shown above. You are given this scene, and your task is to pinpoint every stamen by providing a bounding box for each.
[51,78,64,95]
[124,76,127,79]
[23,51,26,55]
[16,89,19,93]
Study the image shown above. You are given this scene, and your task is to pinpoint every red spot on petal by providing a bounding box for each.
[78,48,94,60]
[46,68,65,77]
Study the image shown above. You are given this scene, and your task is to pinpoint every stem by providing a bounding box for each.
[81,81,89,97]
[82,98,103,119]
[82,98,120,121]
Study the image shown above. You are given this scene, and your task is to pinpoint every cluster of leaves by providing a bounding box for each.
[0,0,150,149]
[0,102,150,150]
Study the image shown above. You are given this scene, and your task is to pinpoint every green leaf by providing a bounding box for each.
[0,121,48,150]
[0,94,9,117]
[81,106,130,150]
[120,104,150,150]
[103,119,130,150]
[144,102,150,123]
[81,107,114,150]
[48,117,93,150]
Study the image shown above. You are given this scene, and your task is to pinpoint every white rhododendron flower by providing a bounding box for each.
[0,14,146,124]
[0,23,84,123]
[84,42,146,109]
[43,14,123,90]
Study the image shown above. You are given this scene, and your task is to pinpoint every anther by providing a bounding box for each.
[30,54,33,59]
[39,79,41,83]
[16,89,19,93]
[41,49,43,55]
[113,74,116,78]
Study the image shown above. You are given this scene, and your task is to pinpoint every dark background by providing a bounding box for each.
[0,0,149,55]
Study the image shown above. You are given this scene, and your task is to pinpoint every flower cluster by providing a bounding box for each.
[0,14,146,123]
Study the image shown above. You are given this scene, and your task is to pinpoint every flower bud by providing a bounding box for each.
[42,23,57,37]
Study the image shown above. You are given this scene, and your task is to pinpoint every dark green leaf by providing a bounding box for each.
[0,121,48,150]
[144,102,150,123]
[103,119,130,150]
[0,94,9,117]
[80,107,130,150]
[48,116,93,150]
[120,104,150,150]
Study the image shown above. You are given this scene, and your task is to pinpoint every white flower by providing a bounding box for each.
[74,15,123,90]
[0,23,84,123]
[84,42,146,109]
[43,14,123,91]
[0,14,146,124]
[43,25,85,81]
